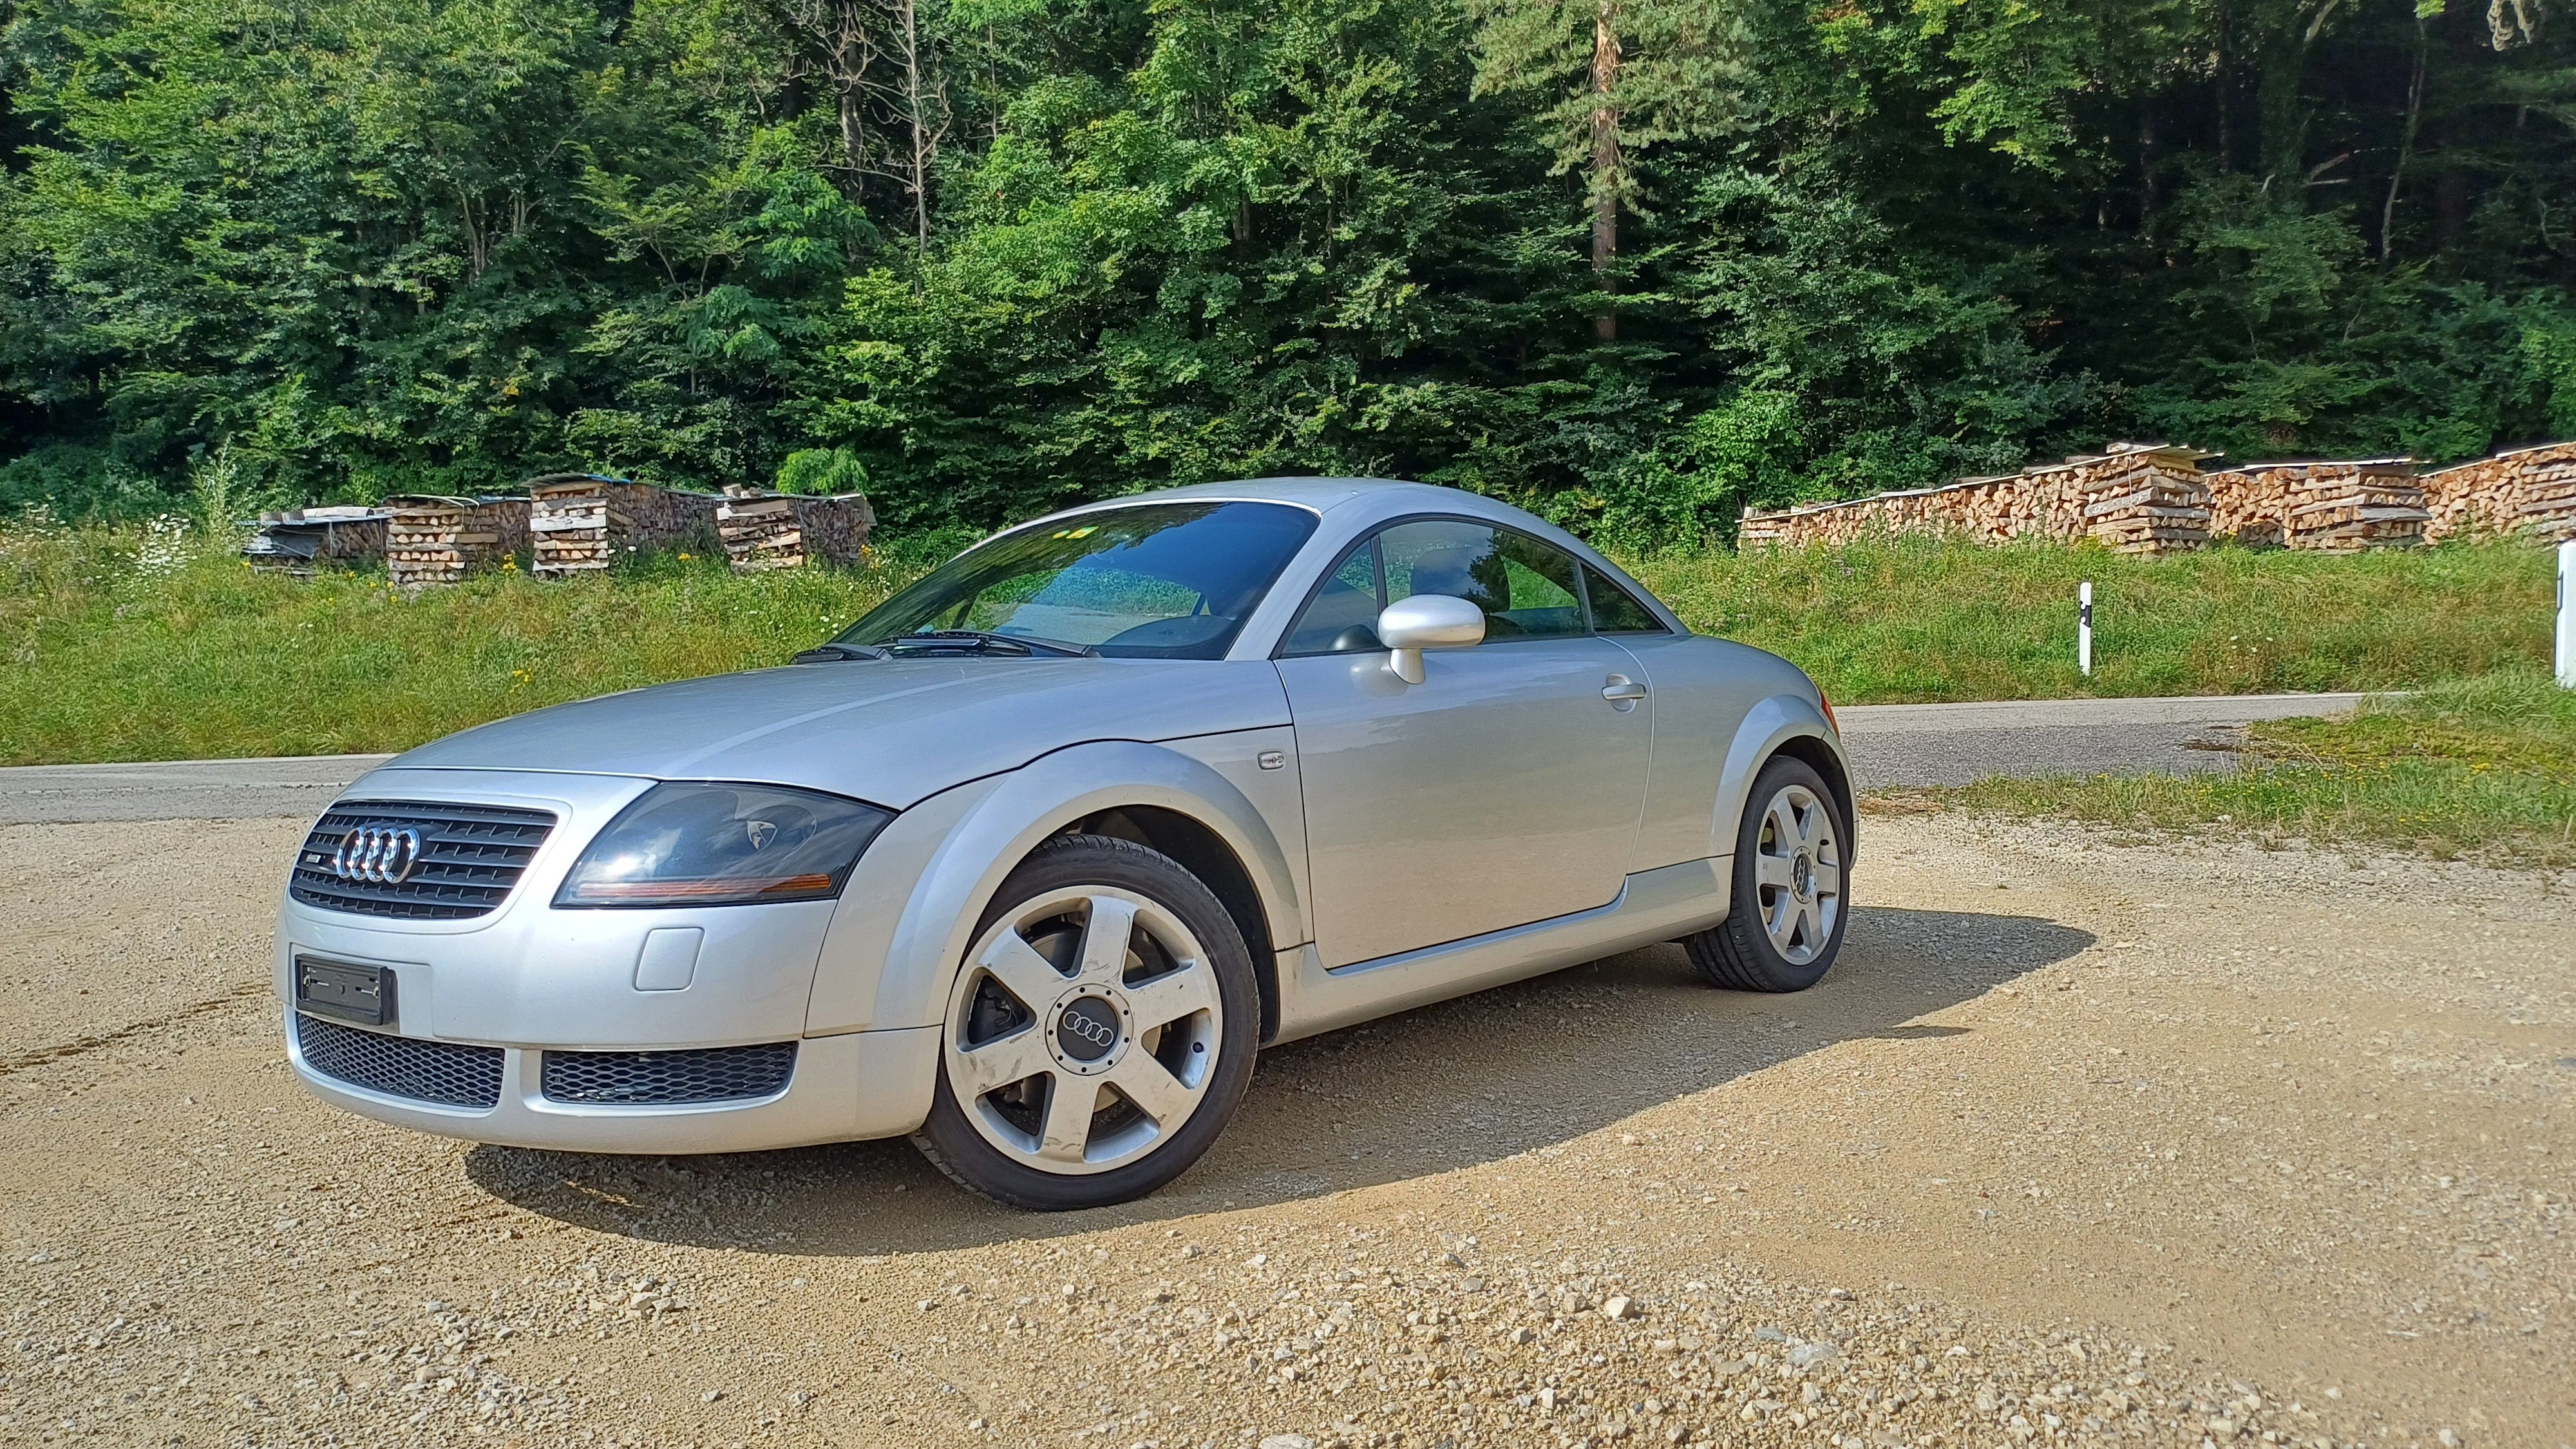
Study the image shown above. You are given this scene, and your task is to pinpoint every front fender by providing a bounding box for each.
[1712,694,1853,860]
[838,737,1306,1039]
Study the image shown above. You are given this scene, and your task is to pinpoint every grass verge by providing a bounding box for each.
[0,518,2558,765]
[1929,671,2576,867]
[1632,533,2552,702]
[0,524,913,764]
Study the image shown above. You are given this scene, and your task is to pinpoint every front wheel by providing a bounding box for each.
[910,834,1259,1210]
[1682,755,1849,992]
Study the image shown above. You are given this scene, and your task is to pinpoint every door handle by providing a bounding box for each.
[1602,674,1648,705]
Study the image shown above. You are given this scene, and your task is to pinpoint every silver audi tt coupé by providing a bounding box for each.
[276,479,1852,1208]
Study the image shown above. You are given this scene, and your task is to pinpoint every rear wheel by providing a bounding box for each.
[911,834,1259,1210]
[1682,755,1848,992]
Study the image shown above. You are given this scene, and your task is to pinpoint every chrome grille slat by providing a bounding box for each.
[540,1043,799,1105]
[296,1014,502,1109]
[290,800,557,920]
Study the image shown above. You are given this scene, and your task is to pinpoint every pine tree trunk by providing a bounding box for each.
[1589,0,1621,341]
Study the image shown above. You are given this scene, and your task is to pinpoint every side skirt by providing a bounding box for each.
[1267,857,1731,1045]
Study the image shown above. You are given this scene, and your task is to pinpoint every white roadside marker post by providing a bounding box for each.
[2559,538,2575,688]
[2079,580,2094,678]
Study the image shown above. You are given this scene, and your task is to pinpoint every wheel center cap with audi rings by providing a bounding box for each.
[1047,988,1133,1075]
[1790,850,1814,901]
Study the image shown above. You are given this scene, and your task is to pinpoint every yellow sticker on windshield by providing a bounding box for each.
[1066,526,1097,539]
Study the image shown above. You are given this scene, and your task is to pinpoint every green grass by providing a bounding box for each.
[0,523,914,764]
[1937,671,2576,867]
[1631,534,2553,703]
[0,519,2557,766]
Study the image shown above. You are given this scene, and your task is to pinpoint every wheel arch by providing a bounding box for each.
[1059,804,1280,1043]
[1766,733,1855,862]
[864,739,1303,1046]
[1711,694,1857,866]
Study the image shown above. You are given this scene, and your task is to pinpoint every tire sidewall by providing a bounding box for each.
[916,836,1260,1210]
[1727,757,1850,990]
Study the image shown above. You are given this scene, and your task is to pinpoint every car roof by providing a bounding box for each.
[1043,477,1533,523]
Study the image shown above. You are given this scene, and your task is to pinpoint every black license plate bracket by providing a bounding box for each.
[294,956,397,1028]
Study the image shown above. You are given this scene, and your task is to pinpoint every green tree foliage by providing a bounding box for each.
[1,0,2572,545]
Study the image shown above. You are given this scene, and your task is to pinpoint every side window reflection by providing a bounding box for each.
[1280,540,1384,655]
[1281,519,1593,655]
[1379,520,1584,641]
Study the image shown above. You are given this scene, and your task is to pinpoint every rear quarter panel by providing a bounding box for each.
[1608,634,1847,869]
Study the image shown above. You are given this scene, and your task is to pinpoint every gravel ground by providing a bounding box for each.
[0,811,2568,1449]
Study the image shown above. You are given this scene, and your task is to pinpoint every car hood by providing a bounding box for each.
[381,658,1291,808]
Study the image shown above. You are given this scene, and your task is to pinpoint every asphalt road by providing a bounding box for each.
[1833,690,2376,789]
[0,691,2373,825]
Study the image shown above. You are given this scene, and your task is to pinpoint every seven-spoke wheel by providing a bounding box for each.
[1682,755,1850,992]
[913,834,1258,1209]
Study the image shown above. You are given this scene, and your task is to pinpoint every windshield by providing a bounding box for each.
[836,500,1318,659]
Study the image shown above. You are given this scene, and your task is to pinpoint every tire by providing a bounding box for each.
[910,833,1260,1210]
[1682,755,1850,992]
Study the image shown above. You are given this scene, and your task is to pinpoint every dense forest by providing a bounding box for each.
[2,0,2573,545]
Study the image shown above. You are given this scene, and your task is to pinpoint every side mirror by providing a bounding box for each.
[1376,594,1484,684]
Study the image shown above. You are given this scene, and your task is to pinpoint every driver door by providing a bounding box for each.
[1274,519,1652,967]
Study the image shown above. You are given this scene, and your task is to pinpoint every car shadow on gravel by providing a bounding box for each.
[464,905,2090,1254]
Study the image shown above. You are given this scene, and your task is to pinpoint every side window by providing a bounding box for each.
[1280,540,1385,656]
[1582,564,1667,634]
[1378,520,1585,642]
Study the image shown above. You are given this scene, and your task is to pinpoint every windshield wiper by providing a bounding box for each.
[880,629,1098,658]
[791,642,889,664]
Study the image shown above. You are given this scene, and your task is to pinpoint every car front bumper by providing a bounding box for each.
[282,1009,939,1153]
[272,766,943,1154]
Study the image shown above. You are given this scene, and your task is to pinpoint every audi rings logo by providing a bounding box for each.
[1054,996,1121,1063]
[332,824,427,884]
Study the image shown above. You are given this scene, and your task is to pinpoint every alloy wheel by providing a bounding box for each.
[1751,782,1842,965]
[940,886,1224,1175]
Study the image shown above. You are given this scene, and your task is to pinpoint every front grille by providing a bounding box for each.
[541,1042,798,1105]
[290,800,558,920]
[296,1014,502,1109]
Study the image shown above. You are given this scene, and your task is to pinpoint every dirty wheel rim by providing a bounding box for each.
[942,886,1223,1176]
[1752,784,1841,965]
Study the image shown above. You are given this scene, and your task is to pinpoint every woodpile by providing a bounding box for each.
[715,486,875,571]
[242,506,391,574]
[384,495,531,587]
[2421,441,2576,543]
[1736,473,2050,549]
[1739,442,2214,554]
[2207,460,2428,551]
[2045,444,2215,555]
[527,475,722,577]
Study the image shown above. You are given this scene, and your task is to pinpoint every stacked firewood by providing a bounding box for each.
[527,475,722,577]
[715,486,875,571]
[2048,444,2216,555]
[2421,441,2576,542]
[1739,442,2214,554]
[384,496,532,587]
[242,506,392,574]
[1736,474,2048,548]
[2238,460,2430,551]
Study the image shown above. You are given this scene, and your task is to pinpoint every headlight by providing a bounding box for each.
[554,782,894,908]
